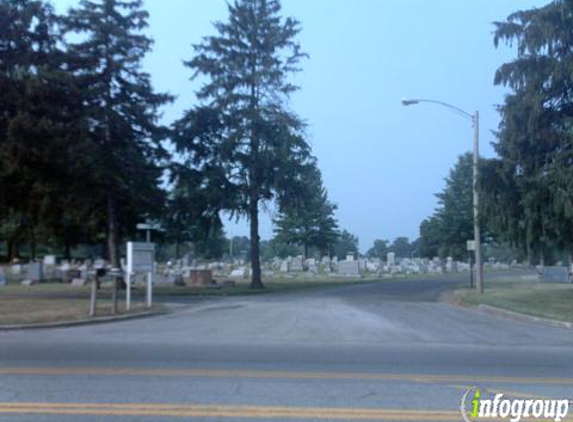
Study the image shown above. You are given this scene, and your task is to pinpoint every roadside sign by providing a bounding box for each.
[127,242,154,273]
[136,223,163,231]
[126,242,155,311]
[466,240,475,251]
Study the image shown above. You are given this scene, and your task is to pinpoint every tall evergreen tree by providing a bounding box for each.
[0,0,85,259]
[273,164,338,258]
[185,0,308,288]
[64,0,172,267]
[488,0,573,263]
[419,153,488,260]
[332,230,359,260]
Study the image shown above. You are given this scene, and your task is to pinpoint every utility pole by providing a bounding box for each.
[473,111,483,294]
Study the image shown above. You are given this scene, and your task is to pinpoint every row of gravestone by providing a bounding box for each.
[0,259,111,286]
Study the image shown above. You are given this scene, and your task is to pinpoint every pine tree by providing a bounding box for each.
[64,0,172,267]
[273,164,338,258]
[184,0,309,288]
[0,0,85,259]
[489,0,573,263]
[419,153,488,260]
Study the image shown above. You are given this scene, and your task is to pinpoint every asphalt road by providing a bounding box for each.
[1,273,573,421]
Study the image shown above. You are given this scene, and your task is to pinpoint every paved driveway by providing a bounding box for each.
[1,275,572,421]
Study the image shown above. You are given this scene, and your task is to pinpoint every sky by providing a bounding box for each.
[53,0,545,253]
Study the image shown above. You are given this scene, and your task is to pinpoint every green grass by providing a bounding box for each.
[0,297,159,326]
[456,279,573,322]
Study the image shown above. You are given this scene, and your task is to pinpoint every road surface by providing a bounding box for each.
[1,274,572,421]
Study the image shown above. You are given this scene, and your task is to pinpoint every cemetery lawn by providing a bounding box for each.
[455,280,573,322]
[0,296,156,326]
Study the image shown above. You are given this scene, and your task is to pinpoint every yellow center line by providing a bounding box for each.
[0,403,474,421]
[1,367,573,386]
[448,384,553,400]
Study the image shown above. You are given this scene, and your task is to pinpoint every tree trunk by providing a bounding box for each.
[304,243,309,260]
[107,195,119,267]
[249,193,263,289]
[7,240,13,262]
[30,239,36,260]
[8,239,19,262]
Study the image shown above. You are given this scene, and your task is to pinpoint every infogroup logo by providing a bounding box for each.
[461,387,570,422]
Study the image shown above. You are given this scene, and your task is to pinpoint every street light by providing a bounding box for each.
[401,97,483,294]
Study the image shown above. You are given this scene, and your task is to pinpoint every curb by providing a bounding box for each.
[475,304,573,329]
[0,307,171,331]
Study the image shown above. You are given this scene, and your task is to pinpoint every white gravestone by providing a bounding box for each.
[338,260,360,276]
[387,252,395,266]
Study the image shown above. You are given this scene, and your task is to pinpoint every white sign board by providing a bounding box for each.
[127,242,154,273]
[126,242,155,311]
[467,240,476,251]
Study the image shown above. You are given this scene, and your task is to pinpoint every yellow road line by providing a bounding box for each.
[2,403,570,421]
[2,367,573,386]
[0,402,472,421]
[449,384,553,400]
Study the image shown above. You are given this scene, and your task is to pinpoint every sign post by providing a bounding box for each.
[136,222,163,243]
[467,240,476,288]
[126,242,155,311]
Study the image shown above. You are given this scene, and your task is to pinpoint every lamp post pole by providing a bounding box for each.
[401,98,483,294]
[472,110,483,294]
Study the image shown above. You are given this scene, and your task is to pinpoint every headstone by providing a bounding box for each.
[387,252,395,266]
[78,264,89,281]
[21,279,37,286]
[331,256,339,272]
[64,268,81,283]
[173,273,185,286]
[289,256,304,272]
[446,257,454,272]
[11,264,22,275]
[43,255,56,266]
[182,254,190,267]
[279,260,289,272]
[346,254,355,262]
[539,266,570,283]
[230,267,246,278]
[366,260,379,272]
[71,278,87,287]
[187,270,213,287]
[94,259,106,269]
[306,258,317,272]
[338,260,360,276]
[27,262,43,282]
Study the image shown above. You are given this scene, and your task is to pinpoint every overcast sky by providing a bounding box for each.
[54,0,544,252]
